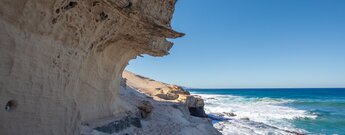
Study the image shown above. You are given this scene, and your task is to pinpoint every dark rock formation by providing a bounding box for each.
[186,95,207,118]
[94,116,142,134]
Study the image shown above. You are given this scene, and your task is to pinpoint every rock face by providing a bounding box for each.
[0,0,182,134]
[186,95,208,118]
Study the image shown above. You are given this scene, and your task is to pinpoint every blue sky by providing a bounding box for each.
[126,0,345,88]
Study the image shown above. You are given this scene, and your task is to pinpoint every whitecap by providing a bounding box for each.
[194,94,317,135]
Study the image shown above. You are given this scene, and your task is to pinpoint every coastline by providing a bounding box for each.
[80,73,345,135]
[1,0,342,134]
[189,88,345,135]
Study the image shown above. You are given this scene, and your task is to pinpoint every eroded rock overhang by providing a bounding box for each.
[0,0,183,134]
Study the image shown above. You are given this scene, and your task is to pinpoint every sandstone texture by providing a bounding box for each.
[0,0,221,134]
[0,0,183,134]
[123,70,190,102]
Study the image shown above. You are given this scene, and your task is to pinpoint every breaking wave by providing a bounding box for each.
[198,94,317,135]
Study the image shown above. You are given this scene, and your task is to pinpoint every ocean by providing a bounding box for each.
[189,88,345,135]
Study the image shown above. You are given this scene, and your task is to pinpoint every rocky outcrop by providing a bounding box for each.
[0,0,182,134]
[123,71,208,118]
[123,70,190,102]
[186,95,208,118]
[118,73,222,135]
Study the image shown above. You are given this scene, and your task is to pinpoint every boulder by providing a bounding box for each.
[137,101,153,118]
[185,95,207,118]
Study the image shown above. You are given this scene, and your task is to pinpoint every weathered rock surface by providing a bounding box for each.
[123,70,190,102]
[0,0,183,134]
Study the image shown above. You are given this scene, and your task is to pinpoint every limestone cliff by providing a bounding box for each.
[0,0,183,134]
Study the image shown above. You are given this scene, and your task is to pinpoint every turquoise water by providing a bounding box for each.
[189,88,345,135]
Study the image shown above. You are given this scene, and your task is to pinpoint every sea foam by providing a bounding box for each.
[197,94,317,135]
